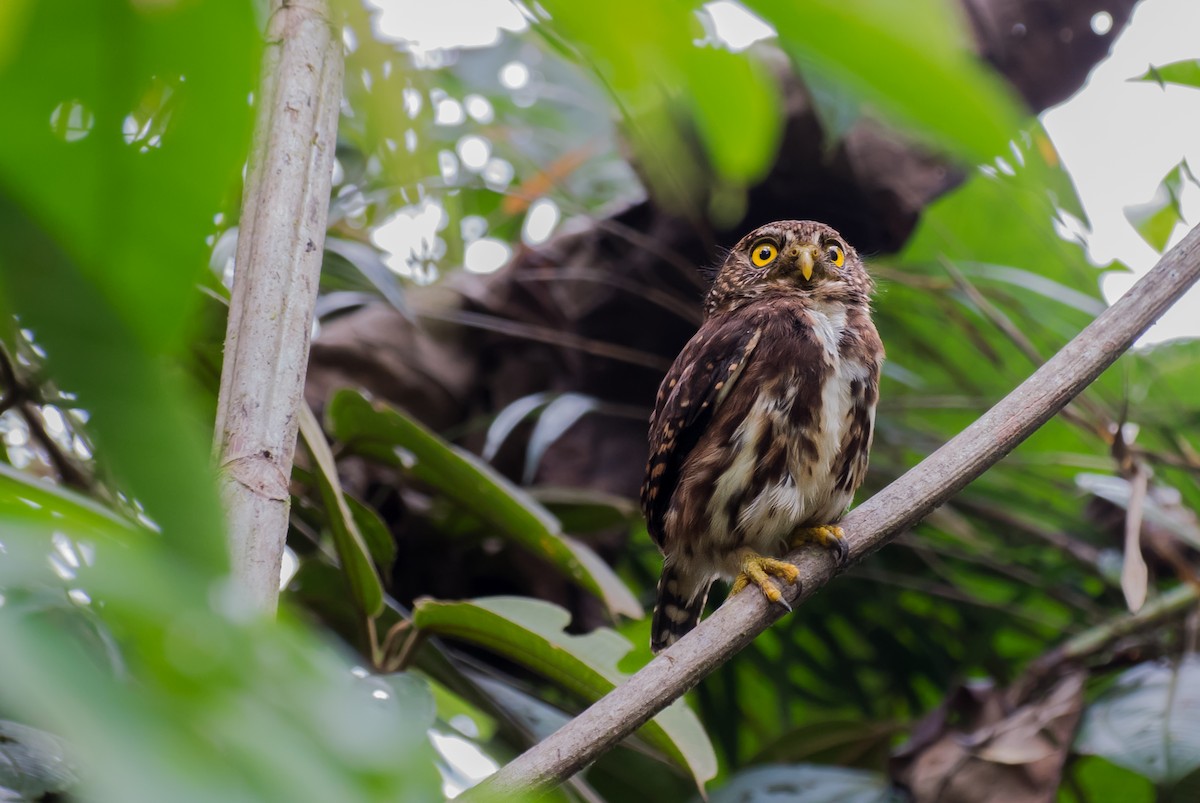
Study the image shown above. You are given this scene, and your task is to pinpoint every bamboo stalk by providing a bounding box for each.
[213,0,342,613]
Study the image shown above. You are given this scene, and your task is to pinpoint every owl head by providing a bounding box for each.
[704,220,872,316]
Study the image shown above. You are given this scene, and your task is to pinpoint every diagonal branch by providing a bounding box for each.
[466,223,1200,800]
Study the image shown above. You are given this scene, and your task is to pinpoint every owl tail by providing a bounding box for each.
[651,567,713,653]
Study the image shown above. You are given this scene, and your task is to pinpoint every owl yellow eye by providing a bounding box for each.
[827,244,845,267]
[750,241,778,268]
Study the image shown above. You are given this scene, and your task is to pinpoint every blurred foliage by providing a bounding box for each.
[1,0,1200,802]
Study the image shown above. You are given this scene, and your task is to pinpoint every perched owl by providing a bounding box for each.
[641,220,883,652]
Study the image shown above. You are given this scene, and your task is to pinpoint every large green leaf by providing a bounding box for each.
[744,0,1023,161]
[1075,658,1200,788]
[0,0,258,567]
[413,596,717,789]
[0,463,442,802]
[326,389,641,619]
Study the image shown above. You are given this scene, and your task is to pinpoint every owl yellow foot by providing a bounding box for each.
[730,550,800,610]
[792,524,849,567]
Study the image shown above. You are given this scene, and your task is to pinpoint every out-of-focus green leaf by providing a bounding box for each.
[413,596,717,789]
[703,764,903,803]
[0,0,258,568]
[299,405,385,617]
[1133,59,1200,90]
[1075,657,1200,787]
[0,720,77,801]
[1124,160,1198,252]
[0,488,440,802]
[744,0,1023,161]
[533,0,782,211]
[327,389,642,618]
[1058,756,1154,803]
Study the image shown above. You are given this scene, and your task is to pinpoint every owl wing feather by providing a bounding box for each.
[641,314,763,549]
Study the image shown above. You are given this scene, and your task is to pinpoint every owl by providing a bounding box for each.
[641,220,883,652]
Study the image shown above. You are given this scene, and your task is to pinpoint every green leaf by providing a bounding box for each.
[1075,657,1200,787]
[1124,160,1199,252]
[327,389,642,619]
[1059,756,1154,803]
[533,0,782,210]
[0,0,258,569]
[743,0,1024,162]
[413,596,717,789]
[1133,59,1200,90]
[704,764,903,803]
[298,405,385,617]
[529,487,638,534]
[345,493,398,575]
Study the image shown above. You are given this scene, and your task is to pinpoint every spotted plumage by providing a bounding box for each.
[642,220,883,652]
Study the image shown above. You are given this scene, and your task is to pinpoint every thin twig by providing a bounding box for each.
[465,223,1200,800]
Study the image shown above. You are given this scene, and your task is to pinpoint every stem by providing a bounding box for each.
[212,0,342,613]
[466,223,1200,800]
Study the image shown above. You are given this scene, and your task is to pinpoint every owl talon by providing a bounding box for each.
[731,550,800,608]
[793,525,849,568]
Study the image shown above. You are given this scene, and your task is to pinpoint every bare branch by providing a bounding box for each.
[213,0,342,612]
[466,223,1200,800]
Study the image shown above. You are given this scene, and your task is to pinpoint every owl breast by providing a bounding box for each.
[692,302,877,580]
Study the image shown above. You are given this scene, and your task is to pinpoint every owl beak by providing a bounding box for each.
[786,244,818,281]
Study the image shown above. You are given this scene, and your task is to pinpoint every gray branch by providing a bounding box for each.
[466,222,1200,799]
[213,0,342,612]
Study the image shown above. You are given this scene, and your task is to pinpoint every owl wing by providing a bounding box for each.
[641,315,764,549]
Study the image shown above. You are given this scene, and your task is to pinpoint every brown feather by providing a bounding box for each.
[644,220,884,652]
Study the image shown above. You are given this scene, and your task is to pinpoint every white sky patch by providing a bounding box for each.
[372,197,447,277]
[700,1,775,52]
[1042,0,1200,343]
[456,134,491,170]
[430,729,499,798]
[499,61,530,90]
[482,157,515,189]
[464,94,494,123]
[464,238,511,273]
[522,198,560,245]
[434,97,465,126]
[366,0,527,55]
